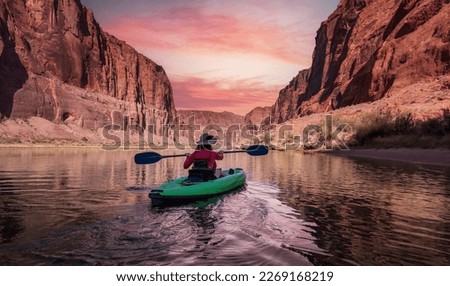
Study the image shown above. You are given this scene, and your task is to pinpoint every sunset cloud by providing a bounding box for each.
[102,7,313,64]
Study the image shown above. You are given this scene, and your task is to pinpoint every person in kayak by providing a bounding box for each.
[184,133,224,179]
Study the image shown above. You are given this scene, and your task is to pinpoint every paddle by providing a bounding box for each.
[134,144,269,165]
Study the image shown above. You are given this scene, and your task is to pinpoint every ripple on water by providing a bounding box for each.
[1,149,449,265]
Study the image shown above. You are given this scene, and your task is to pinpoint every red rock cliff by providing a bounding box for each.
[271,0,450,123]
[244,106,272,127]
[0,0,176,130]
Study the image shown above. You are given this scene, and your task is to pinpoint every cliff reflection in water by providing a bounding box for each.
[270,153,450,265]
[0,148,449,265]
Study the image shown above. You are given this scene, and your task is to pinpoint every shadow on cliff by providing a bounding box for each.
[0,19,28,118]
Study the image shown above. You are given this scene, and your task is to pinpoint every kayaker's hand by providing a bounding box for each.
[218,151,224,155]
[185,153,191,157]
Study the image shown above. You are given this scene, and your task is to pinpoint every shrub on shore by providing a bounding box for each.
[350,109,450,149]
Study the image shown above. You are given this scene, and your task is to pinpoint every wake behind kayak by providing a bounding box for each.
[149,168,246,204]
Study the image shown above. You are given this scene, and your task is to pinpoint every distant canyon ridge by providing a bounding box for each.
[0,0,449,145]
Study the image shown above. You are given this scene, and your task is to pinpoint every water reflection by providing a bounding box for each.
[0,148,449,265]
[273,154,450,265]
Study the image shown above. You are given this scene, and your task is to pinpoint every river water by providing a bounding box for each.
[0,148,449,265]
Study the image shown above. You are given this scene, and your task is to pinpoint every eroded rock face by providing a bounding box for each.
[271,0,450,123]
[0,0,175,129]
[271,69,310,123]
[244,106,272,127]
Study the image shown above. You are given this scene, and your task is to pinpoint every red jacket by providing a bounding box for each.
[183,149,223,172]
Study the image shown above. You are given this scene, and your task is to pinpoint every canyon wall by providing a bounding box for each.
[0,0,176,132]
[270,0,449,123]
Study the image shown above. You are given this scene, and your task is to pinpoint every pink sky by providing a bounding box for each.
[81,0,339,115]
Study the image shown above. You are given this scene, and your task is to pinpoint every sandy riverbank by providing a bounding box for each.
[327,148,450,167]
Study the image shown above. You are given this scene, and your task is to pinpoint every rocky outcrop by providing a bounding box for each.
[0,0,175,131]
[271,0,450,123]
[244,106,272,127]
[270,69,310,123]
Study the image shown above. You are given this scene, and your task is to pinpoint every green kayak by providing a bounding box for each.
[149,168,246,203]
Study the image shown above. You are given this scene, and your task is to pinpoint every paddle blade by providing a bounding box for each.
[246,145,269,156]
[134,152,162,164]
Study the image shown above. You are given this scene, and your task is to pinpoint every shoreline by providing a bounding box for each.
[327,148,450,167]
[0,145,177,151]
[1,143,449,167]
